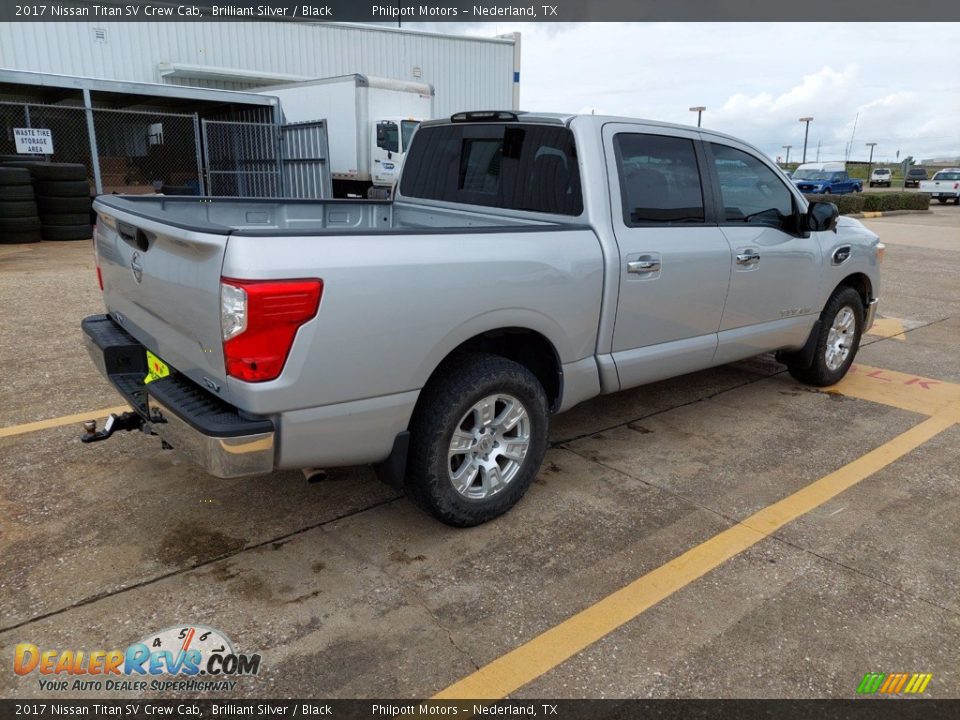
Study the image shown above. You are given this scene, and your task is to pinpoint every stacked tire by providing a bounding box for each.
[0,167,41,244]
[2,162,92,241]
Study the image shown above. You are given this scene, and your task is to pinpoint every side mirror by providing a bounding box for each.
[807,201,839,233]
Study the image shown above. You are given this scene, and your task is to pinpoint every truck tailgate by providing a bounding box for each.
[93,201,232,403]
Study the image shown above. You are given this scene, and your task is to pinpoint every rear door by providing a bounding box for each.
[94,203,232,401]
[703,140,822,364]
[603,123,732,388]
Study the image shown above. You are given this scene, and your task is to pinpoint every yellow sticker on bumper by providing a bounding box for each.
[144,350,171,385]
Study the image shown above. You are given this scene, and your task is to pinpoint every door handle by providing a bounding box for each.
[736,252,760,266]
[627,259,661,274]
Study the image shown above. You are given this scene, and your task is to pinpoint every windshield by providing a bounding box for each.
[873,169,890,175]
[794,170,829,180]
[401,120,420,152]
[908,169,926,176]
[933,171,960,181]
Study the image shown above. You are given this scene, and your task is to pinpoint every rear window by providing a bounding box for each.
[908,169,927,176]
[399,123,583,216]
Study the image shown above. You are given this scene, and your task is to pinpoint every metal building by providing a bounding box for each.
[0,22,521,117]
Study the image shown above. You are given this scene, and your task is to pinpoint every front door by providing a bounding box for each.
[703,140,823,364]
[603,124,732,389]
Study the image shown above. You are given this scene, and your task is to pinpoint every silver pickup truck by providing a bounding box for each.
[84,111,883,526]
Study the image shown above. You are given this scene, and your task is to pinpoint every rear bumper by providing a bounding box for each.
[82,314,275,478]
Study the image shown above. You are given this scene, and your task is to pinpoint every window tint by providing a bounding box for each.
[614,134,705,225]
[377,121,399,153]
[933,171,960,181]
[399,123,583,215]
[709,143,795,226]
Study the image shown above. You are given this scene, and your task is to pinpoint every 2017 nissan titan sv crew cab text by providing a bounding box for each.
[83,111,883,527]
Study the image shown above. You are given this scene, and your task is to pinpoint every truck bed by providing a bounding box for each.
[94,195,572,236]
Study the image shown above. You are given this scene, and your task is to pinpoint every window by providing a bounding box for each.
[376,121,399,154]
[614,134,705,225]
[933,171,960,181]
[401,120,419,152]
[399,123,583,216]
[709,143,795,227]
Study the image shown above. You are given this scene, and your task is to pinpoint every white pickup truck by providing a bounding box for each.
[84,111,883,527]
[919,169,960,204]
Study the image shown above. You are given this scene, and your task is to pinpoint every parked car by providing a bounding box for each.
[869,168,892,187]
[792,162,863,194]
[904,167,928,188]
[83,112,883,526]
[919,169,960,204]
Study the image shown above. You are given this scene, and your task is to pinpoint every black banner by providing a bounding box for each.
[1,1,959,23]
[3,700,960,719]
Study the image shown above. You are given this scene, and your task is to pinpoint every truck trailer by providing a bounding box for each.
[263,74,435,198]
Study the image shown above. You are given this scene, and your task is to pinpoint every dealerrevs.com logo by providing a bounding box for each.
[13,625,262,693]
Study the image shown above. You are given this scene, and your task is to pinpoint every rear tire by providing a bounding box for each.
[786,287,864,387]
[406,352,549,527]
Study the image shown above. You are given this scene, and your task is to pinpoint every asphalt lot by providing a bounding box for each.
[1,204,958,700]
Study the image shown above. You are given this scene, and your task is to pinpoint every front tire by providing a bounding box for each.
[786,287,864,387]
[406,352,549,527]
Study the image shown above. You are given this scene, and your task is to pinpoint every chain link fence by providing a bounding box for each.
[92,108,203,195]
[1,101,329,199]
[0,102,93,191]
[1,101,202,195]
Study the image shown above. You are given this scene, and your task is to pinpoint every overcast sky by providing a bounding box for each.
[411,22,959,164]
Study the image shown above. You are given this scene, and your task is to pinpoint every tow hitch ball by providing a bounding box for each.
[81,410,169,446]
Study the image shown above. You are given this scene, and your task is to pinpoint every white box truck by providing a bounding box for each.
[263,74,434,197]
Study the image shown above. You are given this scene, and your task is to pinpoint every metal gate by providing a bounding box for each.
[201,118,330,198]
[201,119,281,197]
[281,121,331,199]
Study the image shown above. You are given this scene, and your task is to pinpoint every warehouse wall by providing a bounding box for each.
[0,22,517,118]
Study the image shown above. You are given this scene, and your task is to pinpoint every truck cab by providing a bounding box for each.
[792,162,862,195]
[371,117,422,192]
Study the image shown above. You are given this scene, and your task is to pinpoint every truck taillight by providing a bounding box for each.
[220,278,323,382]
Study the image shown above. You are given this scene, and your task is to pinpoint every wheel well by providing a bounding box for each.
[837,273,872,310]
[429,328,562,412]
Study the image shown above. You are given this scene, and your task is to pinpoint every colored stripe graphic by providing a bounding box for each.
[858,672,932,694]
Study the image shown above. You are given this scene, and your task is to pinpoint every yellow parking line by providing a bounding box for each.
[434,408,960,699]
[0,406,130,440]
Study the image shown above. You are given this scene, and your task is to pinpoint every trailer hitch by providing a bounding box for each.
[81,411,148,443]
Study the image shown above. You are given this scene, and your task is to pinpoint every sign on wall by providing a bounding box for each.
[13,128,53,155]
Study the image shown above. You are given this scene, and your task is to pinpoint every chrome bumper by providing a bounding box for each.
[82,315,275,479]
[865,298,879,332]
[147,397,275,478]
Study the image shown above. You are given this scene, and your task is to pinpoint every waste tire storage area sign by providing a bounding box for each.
[13,127,53,154]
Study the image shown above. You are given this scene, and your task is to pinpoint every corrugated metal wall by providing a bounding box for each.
[0,22,517,118]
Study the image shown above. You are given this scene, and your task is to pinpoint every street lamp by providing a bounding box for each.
[799,117,814,163]
[689,106,706,128]
[782,145,792,166]
[866,142,877,180]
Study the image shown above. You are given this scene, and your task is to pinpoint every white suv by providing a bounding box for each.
[869,168,892,187]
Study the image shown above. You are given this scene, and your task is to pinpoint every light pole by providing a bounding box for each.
[866,142,877,180]
[689,106,706,128]
[799,116,814,163]
[782,145,792,166]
